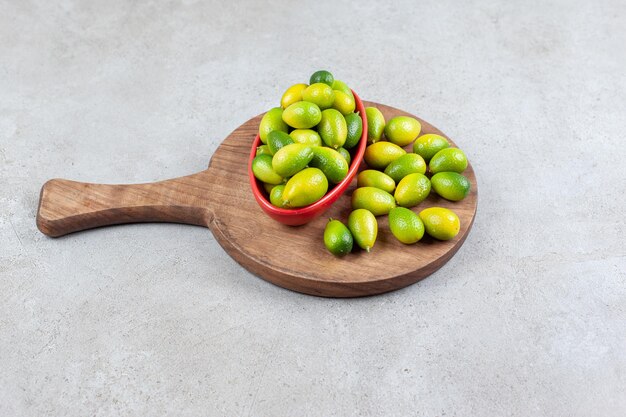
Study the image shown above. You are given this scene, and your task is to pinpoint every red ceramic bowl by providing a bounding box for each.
[248,90,368,226]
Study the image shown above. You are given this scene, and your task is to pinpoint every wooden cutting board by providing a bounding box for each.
[37,101,477,297]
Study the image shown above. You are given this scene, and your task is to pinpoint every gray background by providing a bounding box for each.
[1,0,625,415]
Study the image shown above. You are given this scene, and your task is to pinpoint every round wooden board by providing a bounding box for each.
[207,101,478,297]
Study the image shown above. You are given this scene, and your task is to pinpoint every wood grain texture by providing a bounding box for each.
[37,101,477,297]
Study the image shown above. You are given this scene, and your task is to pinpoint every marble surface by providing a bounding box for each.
[1,0,625,415]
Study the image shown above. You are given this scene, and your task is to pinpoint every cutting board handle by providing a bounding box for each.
[36,171,215,237]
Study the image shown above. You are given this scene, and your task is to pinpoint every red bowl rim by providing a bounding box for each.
[248,90,368,219]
